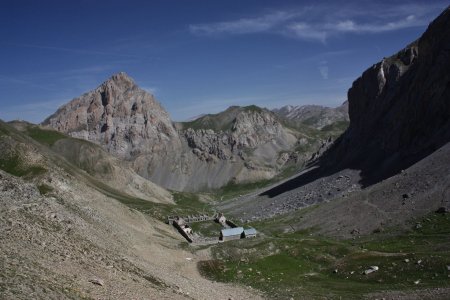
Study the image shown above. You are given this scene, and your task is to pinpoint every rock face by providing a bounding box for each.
[273,102,349,129]
[180,106,296,162]
[43,72,180,160]
[333,6,450,179]
[43,74,343,191]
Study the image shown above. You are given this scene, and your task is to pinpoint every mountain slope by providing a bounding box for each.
[0,120,261,299]
[273,102,349,130]
[8,121,173,204]
[44,75,347,192]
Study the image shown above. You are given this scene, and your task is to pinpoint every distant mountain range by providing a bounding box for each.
[272,102,348,130]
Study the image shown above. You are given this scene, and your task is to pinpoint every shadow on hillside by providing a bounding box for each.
[259,134,450,199]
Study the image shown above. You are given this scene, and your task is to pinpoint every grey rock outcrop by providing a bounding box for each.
[183,109,296,162]
[43,72,180,160]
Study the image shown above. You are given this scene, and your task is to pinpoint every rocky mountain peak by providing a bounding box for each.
[42,72,179,159]
[109,71,134,83]
[89,72,138,106]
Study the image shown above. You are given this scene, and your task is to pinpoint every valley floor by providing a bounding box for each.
[1,122,449,299]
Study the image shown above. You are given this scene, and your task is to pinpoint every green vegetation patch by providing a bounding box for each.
[198,213,450,299]
[181,114,234,132]
[180,105,268,132]
[321,120,350,133]
[242,105,265,114]
[0,153,46,178]
[103,188,214,223]
[0,125,9,136]
[213,165,301,201]
[171,191,214,215]
[26,126,67,146]
[190,221,222,237]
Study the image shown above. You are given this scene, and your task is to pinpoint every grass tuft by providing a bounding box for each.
[38,184,54,195]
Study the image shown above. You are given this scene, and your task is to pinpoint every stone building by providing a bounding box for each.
[220,227,244,241]
[243,228,257,238]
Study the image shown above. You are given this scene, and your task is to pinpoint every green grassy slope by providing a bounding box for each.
[198,212,450,299]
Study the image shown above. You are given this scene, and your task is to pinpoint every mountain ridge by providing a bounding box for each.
[43,74,347,191]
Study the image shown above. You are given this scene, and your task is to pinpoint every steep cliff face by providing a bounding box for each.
[329,6,450,182]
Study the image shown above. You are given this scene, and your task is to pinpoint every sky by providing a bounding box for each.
[0,0,448,123]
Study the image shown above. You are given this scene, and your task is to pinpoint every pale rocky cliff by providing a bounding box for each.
[43,72,180,160]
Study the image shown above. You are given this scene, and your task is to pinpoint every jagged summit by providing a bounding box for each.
[42,72,177,159]
[101,71,136,90]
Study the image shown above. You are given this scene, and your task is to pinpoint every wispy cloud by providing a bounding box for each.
[318,61,329,80]
[189,11,297,36]
[324,14,425,34]
[287,14,427,43]
[286,22,327,43]
[189,2,447,42]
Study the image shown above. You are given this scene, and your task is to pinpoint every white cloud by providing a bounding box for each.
[327,14,425,34]
[286,23,327,43]
[189,11,298,36]
[188,2,447,42]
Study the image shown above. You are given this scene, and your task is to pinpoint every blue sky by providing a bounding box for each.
[0,0,447,122]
